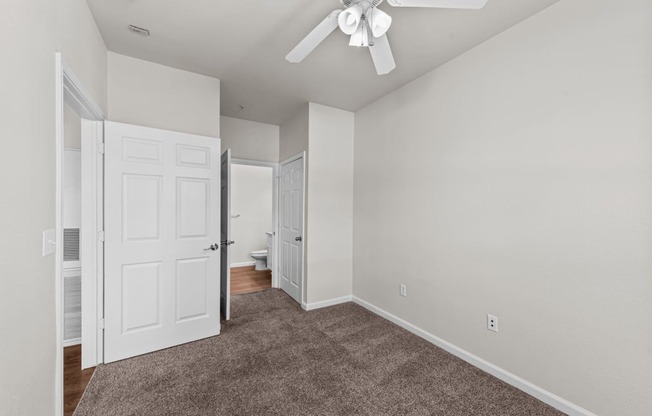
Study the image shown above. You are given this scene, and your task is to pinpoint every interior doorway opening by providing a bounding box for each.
[229,159,278,298]
[56,54,106,416]
[62,104,94,416]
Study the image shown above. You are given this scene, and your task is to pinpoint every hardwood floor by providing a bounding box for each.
[63,266,269,415]
[64,345,95,416]
[231,265,271,295]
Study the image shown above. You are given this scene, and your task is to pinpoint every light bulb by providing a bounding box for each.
[368,7,392,38]
[338,6,363,35]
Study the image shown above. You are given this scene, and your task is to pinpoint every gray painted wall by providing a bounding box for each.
[221,116,279,162]
[353,1,652,415]
[279,104,309,162]
[108,52,220,138]
[306,103,354,304]
[0,0,107,413]
[279,103,355,305]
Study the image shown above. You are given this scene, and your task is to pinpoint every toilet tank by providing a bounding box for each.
[266,232,273,269]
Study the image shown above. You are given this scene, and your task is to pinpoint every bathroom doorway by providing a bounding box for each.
[229,159,278,297]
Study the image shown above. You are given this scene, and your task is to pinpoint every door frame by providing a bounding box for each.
[278,152,306,305]
[221,149,232,320]
[55,53,105,416]
[230,158,280,288]
[80,119,104,369]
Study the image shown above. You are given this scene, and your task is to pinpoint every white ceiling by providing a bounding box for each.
[86,0,557,125]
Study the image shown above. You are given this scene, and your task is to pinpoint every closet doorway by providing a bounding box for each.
[55,54,105,416]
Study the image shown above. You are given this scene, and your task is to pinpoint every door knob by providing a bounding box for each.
[295,236,302,242]
[203,243,219,251]
[221,240,235,246]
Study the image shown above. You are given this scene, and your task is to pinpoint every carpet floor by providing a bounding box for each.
[74,289,564,415]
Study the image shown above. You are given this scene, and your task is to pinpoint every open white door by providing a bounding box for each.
[104,121,221,363]
[220,149,232,320]
[279,156,304,303]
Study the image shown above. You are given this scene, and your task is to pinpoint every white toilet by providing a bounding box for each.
[250,250,268,271]
[250,232,273,271]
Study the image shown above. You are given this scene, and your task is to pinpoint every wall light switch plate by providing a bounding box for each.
[399,284,407,297]
[42,229,56,257]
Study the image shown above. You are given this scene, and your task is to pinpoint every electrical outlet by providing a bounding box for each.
[487,314,498,332]
[399,284,407,297]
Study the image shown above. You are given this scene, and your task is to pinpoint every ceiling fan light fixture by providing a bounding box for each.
[287,0,489,74]
[368,7,392,37]
[338,5,363,35]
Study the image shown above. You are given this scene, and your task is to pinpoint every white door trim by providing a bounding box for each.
[231,158,280,288]
[221,149,232,321]
[280,152,304,166]
[55,52,105,416]
[231,158,277,169]
[80,119,104,369]
[279,152,306,305]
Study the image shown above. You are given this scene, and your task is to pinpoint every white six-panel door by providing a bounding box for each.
[279,157,304,303]
[104,121,221,363]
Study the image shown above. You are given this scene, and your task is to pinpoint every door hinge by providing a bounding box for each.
[99,318,105,329]
[98,143,105,154]
[98,230,105,242]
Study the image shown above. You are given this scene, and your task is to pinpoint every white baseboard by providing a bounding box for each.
[352,296,597,416]
[302,295,353,311]
[63,337,81,347]
[230,261,255,268]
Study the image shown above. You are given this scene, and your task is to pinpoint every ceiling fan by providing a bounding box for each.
[286,0,488,75]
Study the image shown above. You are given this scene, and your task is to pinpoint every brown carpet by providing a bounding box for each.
[75,289,564,416]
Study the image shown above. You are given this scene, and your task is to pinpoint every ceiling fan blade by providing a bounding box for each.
[286,10,342,63]
[387,0,488,9]
[369,34,396,75]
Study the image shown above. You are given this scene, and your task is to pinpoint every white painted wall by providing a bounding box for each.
[221,116,279,162]
[230,164,274,266]
[353,1,652,415]
[306,103,354,304]
[108,52,220,138]
[0,0,107,414]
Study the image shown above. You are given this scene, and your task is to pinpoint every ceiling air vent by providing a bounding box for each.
[128,25,150,37]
